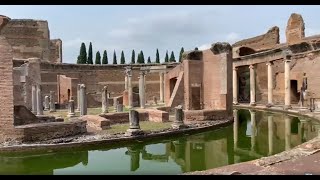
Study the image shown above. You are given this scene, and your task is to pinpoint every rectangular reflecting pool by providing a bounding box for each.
[0,109,319,175]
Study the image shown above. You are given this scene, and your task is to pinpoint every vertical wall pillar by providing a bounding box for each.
[249,64,256,106]
[266,62,274,107]
[233,67,238,105]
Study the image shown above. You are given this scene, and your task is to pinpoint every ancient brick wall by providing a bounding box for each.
[0,36,24,142]
[232,26,280,58]
[41,63,178,108]
[0,19,51,61]
[49,39,62,63]
[286,13,305,45]
[57,75,78,107]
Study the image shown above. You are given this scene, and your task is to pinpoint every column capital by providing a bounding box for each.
[80,84,86,89]
[102,86,108,91]
[125,66,133,77]
[249,109,256,114]
[233,67,238,71]
[249,64,255,69]
[266,61,273,66]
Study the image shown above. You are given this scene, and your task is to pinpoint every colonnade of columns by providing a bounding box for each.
[232,50,292,109]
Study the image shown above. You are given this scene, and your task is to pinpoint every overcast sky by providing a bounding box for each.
[1,5,320,64]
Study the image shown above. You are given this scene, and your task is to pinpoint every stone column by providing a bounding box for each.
[249,64,256,106]
[139,71,146,109]
[80,84,87,116]
[31,85,37,114]
[113,99,119,111]
[125,67,133,108]
[125,75,128,90]
[76,84,81,111]
[250,110,256,151]
[101,86,108,114]
[127,147,140,171]
[284,50,292,110]
[36,84,43,115]
[126,109,143,136]
[159,72,164,103]
[172,105,186,129]
[233,109,239,149]
[267,114,274,155]
[285,115,291,150]
[49,91,56,112]
[67,96,76,118]
[44,95,50,111]
[117,104,124,112]
[266,62,273,107]
[233,67,239,105]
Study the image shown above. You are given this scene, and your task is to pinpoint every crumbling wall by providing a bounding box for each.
[49,39,62,63]
[232,26,280,58]
[286,13,305,45]
[0,19,50,61]
[57,75,79,107]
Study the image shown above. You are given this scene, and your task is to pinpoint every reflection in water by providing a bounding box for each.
[0,109,320,175]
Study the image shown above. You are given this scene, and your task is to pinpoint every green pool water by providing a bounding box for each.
[0,109,319,175]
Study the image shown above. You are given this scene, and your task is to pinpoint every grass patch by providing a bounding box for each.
[106,121,172,134]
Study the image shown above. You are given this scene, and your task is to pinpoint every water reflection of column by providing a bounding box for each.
[250,110,256,152]
[227,126,235,164]
[233,109,239,149]
[173,140,184,159]
[285,115,292,151]
[267,114,274,155]
[126,147,141,172]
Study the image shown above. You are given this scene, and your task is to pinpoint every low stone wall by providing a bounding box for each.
[15,120,87,142]
[100,112,148,124]
[80,115,110,130]
[184,110,231,121]
[143,109,169,122]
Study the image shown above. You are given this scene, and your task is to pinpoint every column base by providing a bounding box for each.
[171,122,187,130]
[283,105,292,110]
[266,103,273,108]
[44,108,49,111]
[125,129,144,136]
[250,102,256,106]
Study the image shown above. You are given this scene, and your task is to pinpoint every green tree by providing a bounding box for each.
[113,50,117,64]
[156,49,160,63]
[95,51,101,65]
[87,42,93,64]
[195,47,199,50]
[179,47,184,62]
[140,51,145,64]
[164,51,169,63]
[131,50,135,64]
[120,51,125,64]
[147,56,151,63]
[102,50,108,64]
[170,51,176,62]
[77,55,81,64]
[78,42,87,64]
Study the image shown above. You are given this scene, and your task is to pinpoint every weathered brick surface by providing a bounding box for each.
[184,110,229,121]
[80,115,110,130]
[49,39,62,63]
[144,109,169,122]
[57,75,78,107]
[286,13,305,45]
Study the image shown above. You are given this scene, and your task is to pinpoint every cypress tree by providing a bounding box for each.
[87,42,93,64]
[195,47,199,50]
[169,51,176,62]
[137,52,141,63]
[79,42,87,64]
[140,51,145,64]
[147,56,151,63]
[131,50,135,64]
[113,50,117,64]
[156,49,160,63]
[77,55,81,64]
[179,47,184,62]
[164,51,169,63]
[95,51,101,64]
[120,51,125,64]
[102,50,108,64]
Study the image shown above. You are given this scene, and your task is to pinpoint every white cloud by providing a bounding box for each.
[225,32,240,44]
[198,43,211,50]
[305,27,320,37]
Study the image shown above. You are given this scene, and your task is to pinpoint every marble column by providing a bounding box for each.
[233,109,239,149]
[250,110,256,151]
[284,50,292,110]
[76,84,81,111]
[31,85,37,114]
[126,109,143,136]
[49,91,56,112]
[67,96,76,118]
[159,72,164,103]
[36,84,43,115]
[267,114,274,155]
[101,86,108,114]
[266,62,273,107]
[44,95,50,111]
[139,71,146,109]
[249,65,256,106]
[233,67,239,105]
[125,75,128,90]
[125,67,133,108]
[80,84,87,116]
[285,115,292,151]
